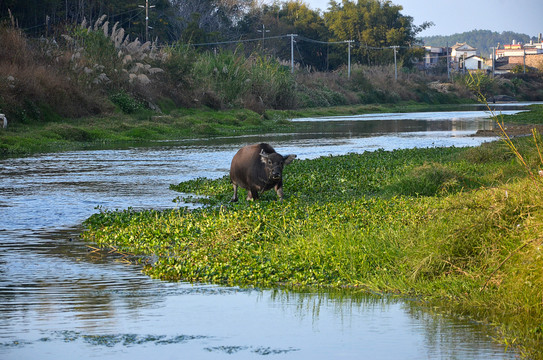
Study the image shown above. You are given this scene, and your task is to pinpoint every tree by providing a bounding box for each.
[181,13,219,44]
[0,0,182,42]
[236,1,330,70]
[324,0,431,66]
[2,0,434,69]
[278,1,330,70]
[171,0,253,41]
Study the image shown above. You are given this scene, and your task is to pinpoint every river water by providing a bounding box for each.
[0,108,524,359]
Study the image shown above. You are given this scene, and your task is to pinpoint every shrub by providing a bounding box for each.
[109,91,144,114]
[162,43,196,87]
[193,49,251,106]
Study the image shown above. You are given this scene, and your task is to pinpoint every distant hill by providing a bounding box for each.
[421,30,537,58]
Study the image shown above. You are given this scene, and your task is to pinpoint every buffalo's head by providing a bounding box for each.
[260,149,296,181]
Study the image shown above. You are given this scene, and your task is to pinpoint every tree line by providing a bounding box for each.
[0,0,432,71]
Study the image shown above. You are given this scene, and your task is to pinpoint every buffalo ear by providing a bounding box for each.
[260,152,269,163]
[283,154,296,165]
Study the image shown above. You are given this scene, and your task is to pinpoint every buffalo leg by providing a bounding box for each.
[275,184,285,200]
[247,188,258,201]
[231,183,239,202]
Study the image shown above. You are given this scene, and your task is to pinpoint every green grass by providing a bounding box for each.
[500,104,543,124]
[0,108,288,155]
[82,135,543,358]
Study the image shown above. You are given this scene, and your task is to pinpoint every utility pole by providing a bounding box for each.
[446,42,450,80]
[491,46,495,77]
[346,40,354,79]
[287,34,298,73]
[139,0,155,43]
[390,46,399,80]
[523,48,526,74]
[257,24,270,49]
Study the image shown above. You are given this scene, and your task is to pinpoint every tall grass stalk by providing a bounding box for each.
[467,72,541,178]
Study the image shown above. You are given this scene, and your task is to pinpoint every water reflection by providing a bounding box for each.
[0,254,516,359]
[0,112,519,359]
[291,109,524,122]
[268,289,511,359]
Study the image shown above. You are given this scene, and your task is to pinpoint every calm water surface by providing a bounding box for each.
[0,109,521,359]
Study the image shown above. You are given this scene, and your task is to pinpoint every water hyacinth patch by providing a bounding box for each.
[83,196,422,287]
[82,138,543,357]
[82,140,537,288]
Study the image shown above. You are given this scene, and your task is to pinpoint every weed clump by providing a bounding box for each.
[109,91,144,114]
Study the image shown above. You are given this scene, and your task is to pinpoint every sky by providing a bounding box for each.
[302,0,543,37]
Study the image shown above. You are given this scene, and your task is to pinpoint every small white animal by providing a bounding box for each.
[0,114,7,129]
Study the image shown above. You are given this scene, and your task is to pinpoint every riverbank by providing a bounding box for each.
[82,127,543,358]
[2,102,542,156]
[0,102,473,156]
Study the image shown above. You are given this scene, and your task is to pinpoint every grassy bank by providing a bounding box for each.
[0,108,275,155]
[500,104,543,124]
[0,101,495,156]
[82,135,543,358]
[2,103,543,156]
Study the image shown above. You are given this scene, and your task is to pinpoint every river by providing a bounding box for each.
[0,108,524,359]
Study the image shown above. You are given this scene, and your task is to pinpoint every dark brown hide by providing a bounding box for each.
[230,143,296,201]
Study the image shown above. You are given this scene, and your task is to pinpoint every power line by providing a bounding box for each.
[18,16,441,76]
[164,33,426,76]
[108,7,144,18]
[22,7,144,32]
[189,34,289,47]
[297,36,345,45]
[186,33,406,51]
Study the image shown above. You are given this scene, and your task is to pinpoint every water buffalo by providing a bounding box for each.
[230,143,296,202]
